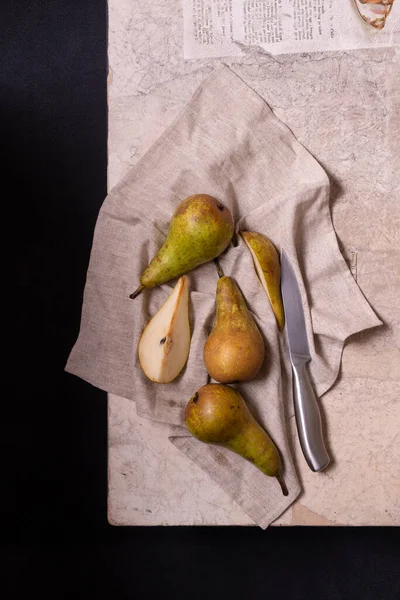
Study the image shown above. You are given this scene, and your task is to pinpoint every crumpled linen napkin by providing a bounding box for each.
[66,65,381,528]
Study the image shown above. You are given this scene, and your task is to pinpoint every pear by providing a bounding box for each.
[240,231,285,331]
[138,276,190,383]
[204,276,265,383]
[130,194,234,299]
[185,384,288,496]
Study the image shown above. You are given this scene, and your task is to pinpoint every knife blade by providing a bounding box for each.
[280,249,330,472]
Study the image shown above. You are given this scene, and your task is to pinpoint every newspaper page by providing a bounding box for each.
[183,0,400,59]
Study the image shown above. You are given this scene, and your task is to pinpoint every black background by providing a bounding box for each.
[5,1,399,597]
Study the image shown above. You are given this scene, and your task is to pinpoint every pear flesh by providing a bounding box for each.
[204,276,265,383]
[241,231,285,331]
[138,276,190,383]
[185,384,288,496]
[131,194,234,298]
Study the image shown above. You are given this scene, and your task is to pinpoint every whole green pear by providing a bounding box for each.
[204,276,265,383]
[185,384,288,496]
[130,194,234,298]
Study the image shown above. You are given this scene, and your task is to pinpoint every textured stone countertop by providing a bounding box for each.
[107,1,400,526]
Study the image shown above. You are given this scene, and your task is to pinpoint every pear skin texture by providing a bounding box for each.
[204,277,265,383]
[141,195,234,289]
[185,384,283,481]
[241,231,285,331]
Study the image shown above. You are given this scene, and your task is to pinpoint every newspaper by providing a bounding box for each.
[183,0,400,59]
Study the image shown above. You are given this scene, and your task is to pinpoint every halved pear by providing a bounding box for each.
[138,276,191,383]
[240,231,285,331]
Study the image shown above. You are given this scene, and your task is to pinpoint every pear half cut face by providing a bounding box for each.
[353,0,395,29]
[138,276,191,383]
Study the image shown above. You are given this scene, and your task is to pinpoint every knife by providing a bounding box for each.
[280,249,330,472]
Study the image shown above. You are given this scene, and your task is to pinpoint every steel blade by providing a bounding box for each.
[280,249,311,362]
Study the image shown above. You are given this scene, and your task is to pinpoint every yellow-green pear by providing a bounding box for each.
[204,276,265,383]
[185,384,288,496]
[240,231,285,331]
[138,276,190,383]
[130,194,234,299]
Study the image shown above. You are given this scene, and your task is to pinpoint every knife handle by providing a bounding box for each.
[292,360,330,472]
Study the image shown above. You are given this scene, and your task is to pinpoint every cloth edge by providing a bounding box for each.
[169,435,301,529]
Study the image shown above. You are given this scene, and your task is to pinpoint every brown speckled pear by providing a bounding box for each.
[204,276,265,383]
[130,194,234,299]
[241,231,285,331]
[185,384,288,496]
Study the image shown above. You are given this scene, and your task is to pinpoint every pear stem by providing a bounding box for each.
[276,474,289,497]
[214,258,224,279]
[129,285,145,300]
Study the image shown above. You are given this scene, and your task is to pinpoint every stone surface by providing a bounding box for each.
[107,0,400,526]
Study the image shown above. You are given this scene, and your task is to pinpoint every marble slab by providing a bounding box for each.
[107,0,400,526]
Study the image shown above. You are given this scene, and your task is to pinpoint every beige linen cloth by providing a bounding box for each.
[66,65,381,528]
